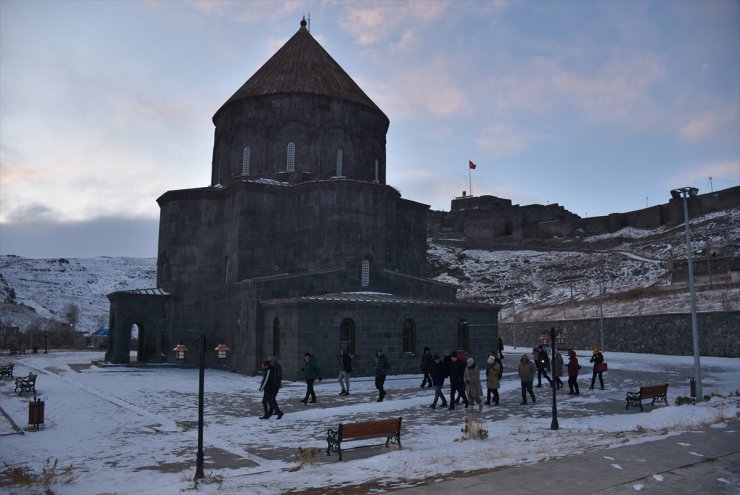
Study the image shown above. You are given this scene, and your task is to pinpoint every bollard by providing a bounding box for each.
[689,377,696,403]
[28,396,45,430]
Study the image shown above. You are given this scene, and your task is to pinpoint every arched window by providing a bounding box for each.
[402,319,416,354]
[374,159,379,183]
[286,142,295,172]
[457,319,470,352]
[340,318,356,355]
[361,259,370,287]
[273,318,281,357]
[242,146,251,175]
[336,148,343,177]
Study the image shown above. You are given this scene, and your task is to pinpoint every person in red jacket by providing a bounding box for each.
[567,350,581,395]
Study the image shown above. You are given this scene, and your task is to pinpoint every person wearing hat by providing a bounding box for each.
[518,353,536,405]
[589,347,605,390]
[448,352,469,410]
[485,354,502,405]
[464,357,484,412]
[374,350,390,402]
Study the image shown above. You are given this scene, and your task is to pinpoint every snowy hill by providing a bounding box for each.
[0,207,738,334]
[0,256,156,334]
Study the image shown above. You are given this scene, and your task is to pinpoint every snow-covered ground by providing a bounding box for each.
[0,350,737,494]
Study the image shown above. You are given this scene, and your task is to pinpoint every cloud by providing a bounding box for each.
[475,124,534,156]
[679,106,739,142]
[380,58,473,119]
[663,159,740,191]
[339,1,450,47]
[489,53,667,127]
[0,217,159,258]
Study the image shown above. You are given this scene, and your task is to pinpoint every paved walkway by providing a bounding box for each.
[392,420,740,494]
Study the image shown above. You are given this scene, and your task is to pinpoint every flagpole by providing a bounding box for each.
[469,166,472,197]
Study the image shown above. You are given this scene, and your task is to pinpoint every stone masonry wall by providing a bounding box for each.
[498,311,739,358]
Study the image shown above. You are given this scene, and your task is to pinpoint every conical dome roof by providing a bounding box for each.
[215,19,387,122]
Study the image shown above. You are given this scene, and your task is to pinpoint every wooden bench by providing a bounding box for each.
[15,373,37,395]
[0,363,13,379]
[327,417,402,461]
[626,384,668,411]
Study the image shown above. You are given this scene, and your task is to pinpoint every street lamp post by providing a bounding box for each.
[174,337,230,481]
[549,326,559,430]
[671,187,703,402]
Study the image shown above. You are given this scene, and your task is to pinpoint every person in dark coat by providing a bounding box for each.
[535,345,553,388]
[518,353,536,405]
[338,348,352,395]
[553,351,564,389]
[498,337,505,359]
[301,352,321,404]
[429,354,448,408]
[589,347,605,390]
[259,359,283,419]
[567,350,581,395]
[375,350,390,402]
[419,347,433,388]
[269,355,283,413]
[448,352,469,410]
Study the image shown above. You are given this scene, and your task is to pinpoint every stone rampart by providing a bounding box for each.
[498,311,739,358]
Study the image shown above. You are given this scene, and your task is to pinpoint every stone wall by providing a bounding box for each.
[498,311,740,358]
[430,186,740,245]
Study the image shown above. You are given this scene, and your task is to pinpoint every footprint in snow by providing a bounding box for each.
[652,474,664,482]
[633,484,645,491]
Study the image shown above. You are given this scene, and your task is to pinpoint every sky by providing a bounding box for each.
[0,349,737,494]
[1,0,738,258]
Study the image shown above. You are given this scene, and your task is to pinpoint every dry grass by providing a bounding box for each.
[2,457,78,489]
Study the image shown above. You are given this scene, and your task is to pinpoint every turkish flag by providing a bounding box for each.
[469,160,477,169]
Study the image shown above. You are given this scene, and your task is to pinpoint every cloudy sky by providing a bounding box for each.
[1,0,738,258]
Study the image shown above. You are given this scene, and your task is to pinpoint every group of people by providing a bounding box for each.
[256,340,606,419]
[517,343,606,404]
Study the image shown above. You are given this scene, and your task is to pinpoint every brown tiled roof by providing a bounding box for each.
[216,20,387,120]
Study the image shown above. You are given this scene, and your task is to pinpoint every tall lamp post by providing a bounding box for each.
[549,326,563,430]
[671,187,703,402]
[174,338,230,480]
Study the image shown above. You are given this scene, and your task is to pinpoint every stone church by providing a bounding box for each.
[107,19,499,379]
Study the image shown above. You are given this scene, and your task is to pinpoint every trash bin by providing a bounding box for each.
[28,397,45,430]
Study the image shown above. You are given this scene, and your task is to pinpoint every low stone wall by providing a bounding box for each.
[498,311,739,358]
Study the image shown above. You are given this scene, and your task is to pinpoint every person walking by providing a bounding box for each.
[485,354,502,405]
[338,348,352,395]
[375,349,390,402]
[448,352,469,410]
[429,353,448,408]
[567,350,581,395]
[258,359,283,419]
[518,353,536,405]
[465,358,484,412]
[301,352,321,404]
[553,351,564,389]
[498,337,505,359]
[535,345,553,388]
[270,355,283,414]
[589,347,605,390]
[419,347,433,388]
